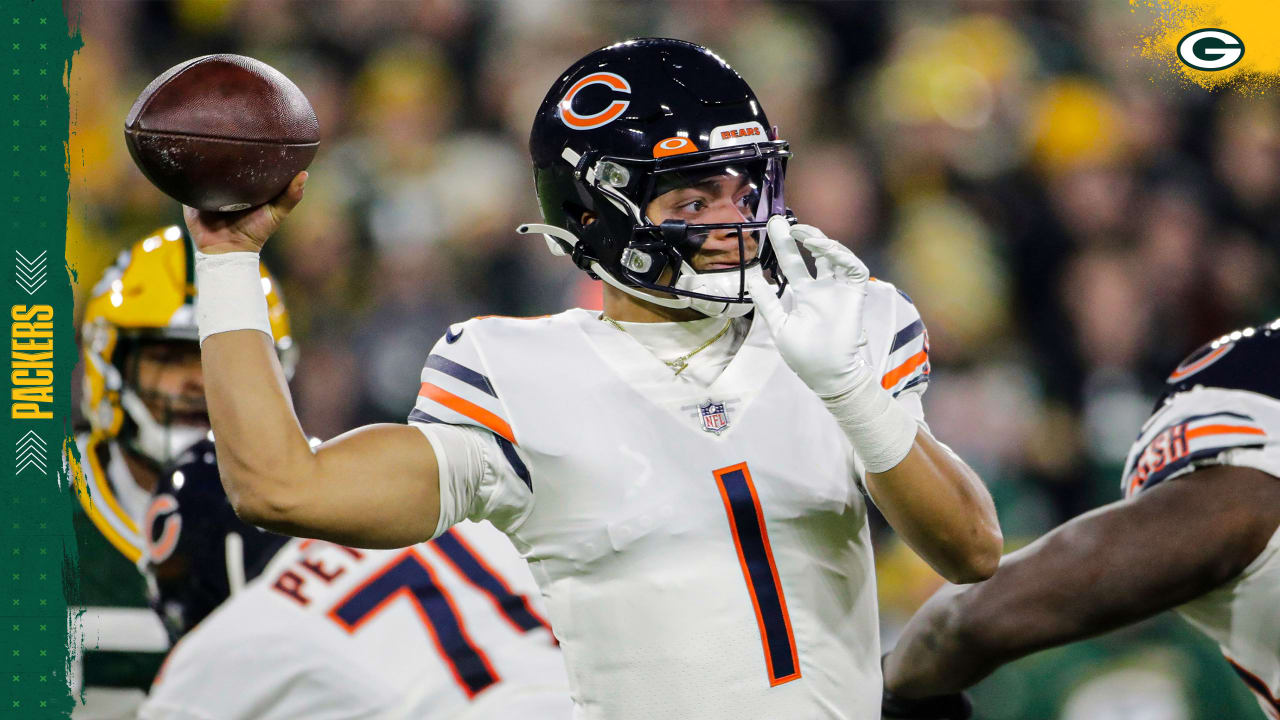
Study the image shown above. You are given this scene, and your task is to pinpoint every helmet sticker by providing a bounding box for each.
[653,136,698,158]
[709,121,766,149]
[559,72,632,130]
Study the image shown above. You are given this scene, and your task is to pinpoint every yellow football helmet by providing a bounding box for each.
[81,225,296,466]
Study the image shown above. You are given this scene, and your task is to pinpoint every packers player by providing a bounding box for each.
[71,226,294,717]
[186,38,1001,719]
[882,321,1280,720]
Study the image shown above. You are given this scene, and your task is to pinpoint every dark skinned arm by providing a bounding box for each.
[883,464,1280,698]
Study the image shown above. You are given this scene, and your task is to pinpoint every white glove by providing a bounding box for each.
[747,216,918,474]
[745,216,872,398]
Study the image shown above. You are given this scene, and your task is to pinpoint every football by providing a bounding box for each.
[124,54,319,212]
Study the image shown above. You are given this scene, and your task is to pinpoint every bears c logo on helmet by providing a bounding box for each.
[559,72,631,130]
[145,493,183,564]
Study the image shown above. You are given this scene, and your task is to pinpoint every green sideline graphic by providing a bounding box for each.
[1,1,81,717]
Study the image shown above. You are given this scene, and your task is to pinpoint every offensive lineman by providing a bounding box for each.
[139,441,570,720]
[186,39,1002,719]
[71,226,294,718]
[882,320,1280,720]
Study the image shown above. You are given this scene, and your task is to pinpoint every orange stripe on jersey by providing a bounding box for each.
[418,382,516,444]
[881,349,928,390]
[1185,424,1265,441]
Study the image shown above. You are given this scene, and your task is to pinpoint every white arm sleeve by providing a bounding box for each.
[411,422,534,537]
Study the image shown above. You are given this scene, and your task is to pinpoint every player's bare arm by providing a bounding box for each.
[883,464,1280,698]
[188,172,442,548]
[748,218,1001,584]
[866,430,1000,583]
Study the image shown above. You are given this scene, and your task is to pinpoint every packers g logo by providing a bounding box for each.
[559,72,631,130]
[1177,29,1244,71]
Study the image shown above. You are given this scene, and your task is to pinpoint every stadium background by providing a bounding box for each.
[64,1,1279,717]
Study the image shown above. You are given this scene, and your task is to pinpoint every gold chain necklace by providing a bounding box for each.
[600,314,732,376]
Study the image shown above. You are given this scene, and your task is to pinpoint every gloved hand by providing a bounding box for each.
[881,687,973,720]
[746,215,872,398]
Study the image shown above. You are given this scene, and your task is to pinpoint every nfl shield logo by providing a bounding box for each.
[699,399,729,435]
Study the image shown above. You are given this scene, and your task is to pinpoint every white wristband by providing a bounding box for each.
[822,377,919,474]
[194,249,272,344]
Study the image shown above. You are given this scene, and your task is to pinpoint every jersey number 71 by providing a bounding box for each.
[328,530,550,698]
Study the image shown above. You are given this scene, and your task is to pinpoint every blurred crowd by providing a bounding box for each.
[67,1,1278,717]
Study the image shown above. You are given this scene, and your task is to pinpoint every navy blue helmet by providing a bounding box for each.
[143,439,289,642]
[521,38,791,318]
[1159,318,1280,408]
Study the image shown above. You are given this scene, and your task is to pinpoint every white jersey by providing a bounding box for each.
[140,521,570,720]
[409,282,932,720]
[1121,329,1280,719]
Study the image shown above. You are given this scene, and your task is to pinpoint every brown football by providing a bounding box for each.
[124,54,319,212]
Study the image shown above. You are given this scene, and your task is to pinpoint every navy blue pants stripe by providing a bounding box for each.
[714,464,799,685]
[331,552,497,697]
[434,529,548,633]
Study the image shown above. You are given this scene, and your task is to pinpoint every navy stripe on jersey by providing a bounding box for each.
[1178,411,1255,424]
[894,373,929,398]
[890,319,925,354]
[433,530,548,634]
[714,464,800,686]
[330,551,498,697]
[495,436,533,490]
[409,410,532,490]
[409,408,443,425]
[426,354,497,397]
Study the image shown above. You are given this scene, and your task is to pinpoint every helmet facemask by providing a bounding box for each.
[117,337,210,471]
[545,142,791,317]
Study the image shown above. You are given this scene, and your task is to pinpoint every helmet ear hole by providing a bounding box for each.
[562,201,590,229]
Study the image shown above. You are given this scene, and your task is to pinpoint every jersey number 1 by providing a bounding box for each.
[713,462,801,686]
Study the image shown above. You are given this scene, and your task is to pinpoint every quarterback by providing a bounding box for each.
[882,321,1280,720]
[189,39,1001,719]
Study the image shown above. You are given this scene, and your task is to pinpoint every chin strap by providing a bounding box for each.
[590,261,693,310]
[515,222,760,319]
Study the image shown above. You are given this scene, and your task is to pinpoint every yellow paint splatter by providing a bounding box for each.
[1135,0,1280,92]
